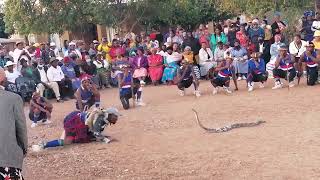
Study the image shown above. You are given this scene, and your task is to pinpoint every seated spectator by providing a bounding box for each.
[248,19,265,50]
[236,24,249,48]
[80,55,98,85]
[161,46,182,85]
[199,28,211,48]
[148,48,163,86]
[75,74,100,112]
[165,30,181,47]
[29,92,52,128]
[289,34,307,65]
[182,46,195,64]
[131,48,148,86]
[4,61,20,84]
[210,25,227,51]
[93,52,111,88]
[35,59,63,102]
[47,57,74,100]
[109,39,126,61]
[61,57,81,90]
[214,42,225,63]
[231,39,249,80]
[66,42,82,59]
[267,34,285,77]
[199,42,215,78]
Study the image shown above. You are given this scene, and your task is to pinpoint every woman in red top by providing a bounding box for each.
[148,48,163,85]
[236,25,249,48]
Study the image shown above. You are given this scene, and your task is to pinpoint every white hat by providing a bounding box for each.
[4,61,16,67]
[50,42,56,47]
[252,19,259,24]
[105,107,122,116]
[69,42,76,46]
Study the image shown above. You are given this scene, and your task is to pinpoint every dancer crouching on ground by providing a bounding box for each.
[29,92,53,128]
[118,64,145,110]
[247,52,268,92]
[32,107,121,152]
[299,42,319,86]
[176,60,201,97]
[211,56,238,94]
[272,45,297,89]
[75,74,101,112]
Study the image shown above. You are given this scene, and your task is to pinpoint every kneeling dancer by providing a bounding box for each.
[211,57,238,94]
[247,52,268,92]
[299,42,319,86]
[272,45,297,89]
[32,107,121,152]
[176,60,201,97]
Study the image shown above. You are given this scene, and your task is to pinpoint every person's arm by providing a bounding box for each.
[14,96,28,155]
[30,100,49,113]
[75,89,84,112]
[270,44,277,57]
[274,55,281,69]
[46,68,54,82]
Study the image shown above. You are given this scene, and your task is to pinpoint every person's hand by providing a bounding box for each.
[102,138,111,144]
[306,51,312,57]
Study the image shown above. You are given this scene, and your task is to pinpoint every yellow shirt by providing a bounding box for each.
[97,43,112,61]
[313,40,320,50]
[183,52,195,64]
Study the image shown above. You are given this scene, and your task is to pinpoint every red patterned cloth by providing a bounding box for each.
[63,111,92,143]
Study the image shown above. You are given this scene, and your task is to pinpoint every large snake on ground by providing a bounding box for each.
[192,109,266,133]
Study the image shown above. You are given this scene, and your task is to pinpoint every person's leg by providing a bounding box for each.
[37,83,45,97]
[0,166,24,180]
[64,79,74,98]
[30,109,41,128]
[288,69,297,83]
[57,81,66,99]
[307,67,318,86]
[272,69,284,89]
[48,82,62,101]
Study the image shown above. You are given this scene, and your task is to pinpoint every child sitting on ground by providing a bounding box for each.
[29,92,53,128]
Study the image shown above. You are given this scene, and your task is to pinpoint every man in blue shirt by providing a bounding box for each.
[247,52,268,92]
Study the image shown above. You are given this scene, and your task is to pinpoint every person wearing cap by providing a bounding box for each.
[75,74,100,112]
[49,42,59,58]
[0,67,28,179]
[66,41,81,59]
[29,92,53,128]
[35,59,63,102]
[4,61,21,84]
[312,30,320,50]
[299,42,320,86]
[97,37,112,62]
[211,56,238,94]
[61,56,81,90]
[301,11,315,42]
[272,45,297,89]
[248,19,265,49]
[93,52,111,88]
[247,52,268,92]
[231,39,249,81]
[289,34,307,63]
[88,41,99,57]
[31,107,121,152]
[47,57,74,99]
[175,59,201,97]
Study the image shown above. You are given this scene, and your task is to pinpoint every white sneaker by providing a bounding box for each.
[140,80,146,86]
[303,71,307,77]
[32,143,45,152]
[289,81,295,88]
[223,86,232,94]
[179,90,185,96]
[237,77,242,81]
[259,83,265,89]
[272,81,282,90]
[194,90,201,97]
[212,87,218,95]
[242,75,247,80]
[136,100,146,106]
[31,122,38,128]
[248,85,254,92]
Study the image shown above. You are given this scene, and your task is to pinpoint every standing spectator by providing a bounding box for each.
[236,24,249,48]
[49,42,60,58]
[248,19,265,52]
[35,59,63,102]
[97,37,112,62]
[227,23,237,47]
[301,11,315,41]
[0,67,28,180]
[89,40,99,57]
[182,31,201,55]
[199,42,215,78]
[165,30,180,47]
[312,12,320,32]
[231,39,249,80]
[47,57,74,99]
[62,40,69,57]
[199,28,211,48]
[66,42,82,60]
[271,13,287,38]
[40,43,50,64]
[12,41,25,65]
[148,48,164,86]
[210,25,227,51]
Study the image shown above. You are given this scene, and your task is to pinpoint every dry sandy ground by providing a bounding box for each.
[24,80,320,180]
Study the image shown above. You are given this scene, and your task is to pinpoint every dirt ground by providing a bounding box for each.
[24,80,320,180]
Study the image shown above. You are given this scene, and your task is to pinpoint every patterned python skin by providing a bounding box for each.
[192,109,266,133]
